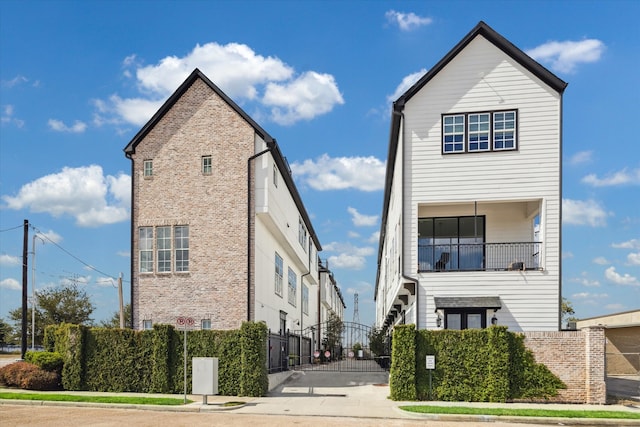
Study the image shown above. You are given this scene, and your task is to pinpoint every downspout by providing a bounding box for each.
[394,109,420,329]
[247,146,272,322]
[126,151,135,329]
[299,238,312,359]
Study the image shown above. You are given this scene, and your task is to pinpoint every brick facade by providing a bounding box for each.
[129,77,254,330]
[524,326,606,404]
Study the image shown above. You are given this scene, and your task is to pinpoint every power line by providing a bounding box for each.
[0,224,25,233]
[30,224,127,283]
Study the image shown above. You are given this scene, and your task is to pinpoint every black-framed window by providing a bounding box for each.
[445,309,486,330]
[442,110,517,153]
[418,216,485,271]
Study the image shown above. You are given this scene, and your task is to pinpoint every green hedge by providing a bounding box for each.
[44,321,268,397]
[392,326,565,402]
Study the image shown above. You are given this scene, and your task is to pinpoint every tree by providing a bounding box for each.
[9,284,95,346]
[561,297,577,326]
[324,312,343,359]
[0,317,14,348]
[368,326,389,356]
[100,303,132,328]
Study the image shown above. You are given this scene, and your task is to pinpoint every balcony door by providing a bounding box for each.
[418,216,485,271]
[445,309,486,330]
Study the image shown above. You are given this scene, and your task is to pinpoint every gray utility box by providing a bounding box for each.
[192,357,219,403]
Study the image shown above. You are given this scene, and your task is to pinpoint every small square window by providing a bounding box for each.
[143,160,153,177]
[142,319,153,330]
[202,156,212,175]
[201,319,211,330]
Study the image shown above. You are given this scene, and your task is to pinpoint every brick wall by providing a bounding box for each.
[130,77,255,330]
[523,326,606,404]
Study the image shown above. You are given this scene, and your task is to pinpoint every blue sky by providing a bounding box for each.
[1,1,638,328]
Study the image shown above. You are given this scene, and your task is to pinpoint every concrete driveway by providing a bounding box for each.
[607,375,640,402]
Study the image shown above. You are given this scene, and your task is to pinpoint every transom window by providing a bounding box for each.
[143,160,153,177]
[442,110,517,153]
[202,156,212,175]
[274,252,283,296]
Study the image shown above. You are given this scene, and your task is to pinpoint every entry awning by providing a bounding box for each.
[434,296,502,311]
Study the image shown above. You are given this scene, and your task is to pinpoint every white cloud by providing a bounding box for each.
[526,39,605,73]
[323,241,375,271]
[592,256,609,265]
[582,168,640,187]
[388,69,426,103]
[263,71,344,125]
[291,154,385,192]
[35,230,63,245]
[98,42,341,127]
[604,266,639,286]
[568,150,593,166]
[562,251,574,259]
[117,250,131,258]
[368,231,380,244]
[1,75,28,88]
[1,104,25,128]
[96,277,117,287]
[0,254,21,266]
[612,239,640,250]
[60,275,91,287]
[2,165,131,227]
[347,207,379,227]
[385,10,432,32]
[569,274,600,287]
[48,119,87,133]
[572,292,608,299]
[0,278,21,290]
[604,303,626,311]
[328,253,366,270]
[627,253,640,266]
[562,198,609,227]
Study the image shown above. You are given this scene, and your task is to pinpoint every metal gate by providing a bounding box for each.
[287,321,390,372]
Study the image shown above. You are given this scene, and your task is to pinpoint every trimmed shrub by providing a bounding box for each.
[25,351,64,375]
[390,324,417,400]
[0,361,60,390]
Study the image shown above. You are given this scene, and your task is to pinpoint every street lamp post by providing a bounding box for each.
[31,234,44,350]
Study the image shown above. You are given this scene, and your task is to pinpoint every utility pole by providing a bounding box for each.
[118,272,124,328]
[21,220,28,360]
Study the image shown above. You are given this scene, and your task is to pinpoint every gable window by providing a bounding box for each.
[202,156,212,175]
[143,160,153,177]
[442,110,517,153]
[139,227,153,273]
[274,252,283,296]
[157,226,172,273]
[287,267,297,307]
[174,225,189,272]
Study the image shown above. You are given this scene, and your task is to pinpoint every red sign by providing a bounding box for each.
[176,316,195,327]
[314,351,320,358]
[324,351,330,358]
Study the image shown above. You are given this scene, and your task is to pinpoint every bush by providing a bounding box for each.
[25,351,64,375]
[0,361,60,390]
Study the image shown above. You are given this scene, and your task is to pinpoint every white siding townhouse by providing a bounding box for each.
[124,69,324,336]
[375,22,568,332]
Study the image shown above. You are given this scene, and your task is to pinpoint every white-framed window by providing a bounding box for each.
[142,319,153,330]
[302,284,309,315]
[139,227,153,273]
[174,225,189,272]
[298,218,307,250]
[201,319,211,330]
[273,164,278,187]
[442,110,517,153]
[202,155,212,175]
[287,267,297,307]
[274,252,283,296]
[143,160,153,177]
[157,226,172,273]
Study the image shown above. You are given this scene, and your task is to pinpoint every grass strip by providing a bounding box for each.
[399,405,640,420]
[0,392,189,406]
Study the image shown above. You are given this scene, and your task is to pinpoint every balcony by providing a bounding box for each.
[418,242,541,272]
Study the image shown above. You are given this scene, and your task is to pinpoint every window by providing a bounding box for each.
[418,216,485,271]
[445,310,486,330]
[157,226,171,272]
[302,284,309,315]
[202,156,212,175]
[142,319,153,330]
[201,319,211,330]
[298,218,307,250]
[273,164,278,187]
[287,267,297,306]
[139,227,153,273]
[442,110,517,153]
[279,310,287,335]
[174,225,189,272]
[274,252,283,296]
[143,160,153,177]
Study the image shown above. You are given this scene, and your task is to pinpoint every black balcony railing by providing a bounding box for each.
[418,241,542,272]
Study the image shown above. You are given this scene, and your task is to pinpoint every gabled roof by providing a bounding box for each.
[375,22,567,298]
[123,68,321,251]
